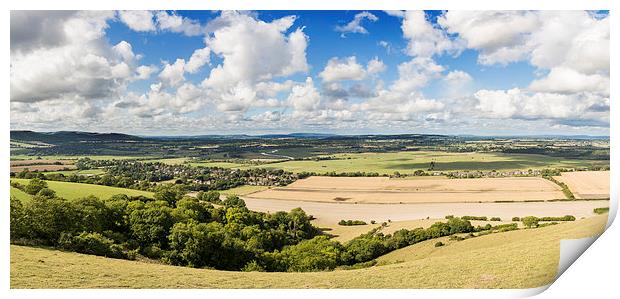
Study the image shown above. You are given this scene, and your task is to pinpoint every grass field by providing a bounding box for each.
[247,176,565,204]
[220,185,270,196]
[10,179,153,200]
[246,151,609,174]
[9,187,32,202]
[10,215,607,289]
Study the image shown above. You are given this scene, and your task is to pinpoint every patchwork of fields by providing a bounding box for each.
[10,179,153,200]
[246,176,565,203]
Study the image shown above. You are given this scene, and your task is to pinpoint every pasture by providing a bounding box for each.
[246,176,565,204]
[553,171,610,199]
[10,215,607,289]
[248,151,609,174]
[10,179,153,200]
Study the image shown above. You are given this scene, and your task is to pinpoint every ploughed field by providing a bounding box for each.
[245,176,565,204]
[553,171,610,199]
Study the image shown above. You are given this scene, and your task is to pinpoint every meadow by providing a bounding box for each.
[10,179,153,200]
[10,215,608,289]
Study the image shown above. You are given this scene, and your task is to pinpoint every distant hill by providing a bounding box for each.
[10,130,143,145]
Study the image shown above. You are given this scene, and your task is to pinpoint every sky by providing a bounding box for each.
[9,10,610,136]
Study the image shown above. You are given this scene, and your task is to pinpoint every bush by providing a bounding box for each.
[199,191,221,203]
[242,260,265,272]
[594,207,609,214]
[222,195,246,208]
[490,217,501,221]
[24,178,48,195]
[512,217,520,221]
[59,232,126,259]
[434,241,444,247]
[338,219,367,226]
[522,216,539,228]
[461,216,488,221]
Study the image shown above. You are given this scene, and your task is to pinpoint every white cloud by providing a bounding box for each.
[319,57,367,82]
[203,11,308,90]
[335,12,378,37]
[383,10,405,18]
[402,11,461,58]
[155,11,203,36]
[367,57,387,75]
[158,59,186,88]
[391,57,444,94]
[118,10,156,32]
[136,65,158,80]
[529,67,609,95]
[288,77,321,113]
[474,88,608,124]
[185,47,211,73]
[10,11,149,104]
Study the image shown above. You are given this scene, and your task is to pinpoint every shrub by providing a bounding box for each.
[522,216,539,228]
[512,217,520,221]
[461,216,488,221]
[36,188,57,199]
[242,260,265,272]
[338,219,367,226]
[594,207,609,214]
[490,217,501,221]
[24,178,48,195]
[199,191,221,203]
[222,195,246,208]
[434,241,444,247]
[59,232,126,259]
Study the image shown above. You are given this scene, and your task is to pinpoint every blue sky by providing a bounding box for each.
[10,10,610,135]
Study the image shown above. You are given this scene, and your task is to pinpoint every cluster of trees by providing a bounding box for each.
[338,220,367,226]
[543,176,576,199]
[519,215,575,228]
[297,171,384,178]
[11,181,324,271]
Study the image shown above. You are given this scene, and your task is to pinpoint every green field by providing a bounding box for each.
[9,187,32,202]
[220,185,270,196]
[246,151,608,174]
[143,157,249,169]
[10,215,607,288]
[10,179,153,200]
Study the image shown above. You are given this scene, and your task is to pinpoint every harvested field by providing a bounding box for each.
[246,176,565,203]
[553,171,610,199]
[244,197,607,223]
[10,159,74,166]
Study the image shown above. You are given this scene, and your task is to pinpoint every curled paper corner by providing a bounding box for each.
[556,235,600,279]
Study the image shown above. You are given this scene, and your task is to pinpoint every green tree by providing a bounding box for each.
[24,178,48,195]
[522,216,539,228]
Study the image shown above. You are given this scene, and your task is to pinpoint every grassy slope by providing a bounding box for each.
[246,151,608,174]
[10,215,607,289]
[9,187,31,202]
[10,179,152,200]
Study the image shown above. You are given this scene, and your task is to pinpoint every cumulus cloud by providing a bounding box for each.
[319,57,367,82]
[402,11,462,58]
[335,11,378,37]
[528,67,609,95]
[118,10,156,32]
[155,11,203,36]
[202,11,308,90]
[10,11,151,104]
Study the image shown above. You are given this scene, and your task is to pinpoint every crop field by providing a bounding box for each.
[10,155,153,161]
[553,171,610,199]
[246,176,565,204]
[248,151,609,174]
[220,185,270,196]
[10,215,607,289]
[10,179,153,200]
[244,197,606,223]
